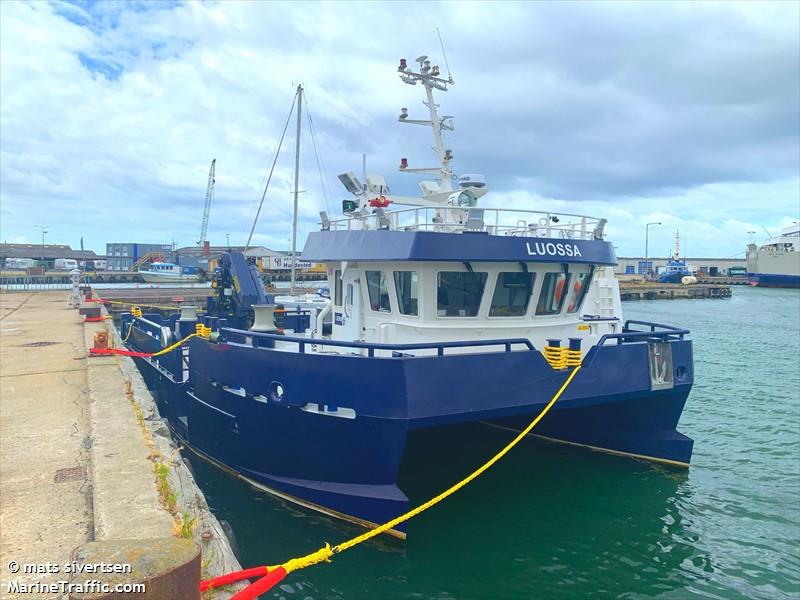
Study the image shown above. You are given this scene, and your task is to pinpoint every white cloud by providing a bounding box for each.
[0,0,797,257]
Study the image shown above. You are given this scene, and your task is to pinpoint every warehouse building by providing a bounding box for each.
[173,245,285,271]
[105,243,174,271]
[615,256,746,277]
[0,244,100,270]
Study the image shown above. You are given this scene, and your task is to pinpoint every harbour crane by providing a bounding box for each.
[197,158,216,246]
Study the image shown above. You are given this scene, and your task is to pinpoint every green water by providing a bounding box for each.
[191,286,800,599]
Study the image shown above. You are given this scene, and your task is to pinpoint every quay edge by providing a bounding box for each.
[0,290,243,598]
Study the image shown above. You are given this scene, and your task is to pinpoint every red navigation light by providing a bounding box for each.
[399,158,408,169]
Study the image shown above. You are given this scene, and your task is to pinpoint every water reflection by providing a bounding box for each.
[192,421,706,599]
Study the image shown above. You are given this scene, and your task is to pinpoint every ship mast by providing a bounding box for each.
[290,84,303,294]
[397,55,455,192]
[337,54,487,215]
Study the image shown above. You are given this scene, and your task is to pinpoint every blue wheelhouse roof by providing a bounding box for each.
[302,230,617,265]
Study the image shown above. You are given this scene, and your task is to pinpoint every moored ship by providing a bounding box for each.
[658,231,697,283]
[120,55,696,536]
[747,224,800,288]
[138,261,201,283]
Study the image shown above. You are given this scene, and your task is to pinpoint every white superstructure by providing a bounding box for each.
[747,223,800,287]
[284,54,624,358]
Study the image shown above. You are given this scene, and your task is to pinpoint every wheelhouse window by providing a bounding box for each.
[437,271,487,317]
[334,269,342,306]
[536,272,571,315]
[490,272,535,317]
[365,270,391,312]
[393,271,419,316]
[567,266,595,314]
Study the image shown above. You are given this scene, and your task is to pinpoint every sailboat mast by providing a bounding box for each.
[291,84,303,294]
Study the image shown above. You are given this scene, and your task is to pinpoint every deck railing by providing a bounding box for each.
[324,207,605,241]
[220,327,535,357]
[218,320,686,360]
[595,320,689,347]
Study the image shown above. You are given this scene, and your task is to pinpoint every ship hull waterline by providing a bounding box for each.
[127,326,694,536]
[747,273,800,288]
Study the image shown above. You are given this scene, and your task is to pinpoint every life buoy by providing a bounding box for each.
[567,280,582,312]
[368,195,391,208]
[555,278,566,304]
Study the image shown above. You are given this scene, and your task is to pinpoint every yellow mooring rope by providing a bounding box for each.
[96,321,209,358]
[102,298,186,311]
[264,365,583,576]
[147,324,211,357]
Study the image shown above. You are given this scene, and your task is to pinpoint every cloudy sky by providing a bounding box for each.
[1,0,798,258]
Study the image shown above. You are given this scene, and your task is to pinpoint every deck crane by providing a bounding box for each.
[197,158,216,246]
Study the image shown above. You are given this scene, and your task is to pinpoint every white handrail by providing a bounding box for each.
[323,207,603,241]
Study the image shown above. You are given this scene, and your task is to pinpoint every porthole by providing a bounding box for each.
[269,381,286,403]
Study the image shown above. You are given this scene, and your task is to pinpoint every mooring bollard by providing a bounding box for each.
[67,538,201,600]
[80,305,104,322]
[93,331,109,351]
[67,269,82,308]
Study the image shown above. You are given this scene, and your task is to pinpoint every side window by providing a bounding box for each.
[365,270,391,313]
[437,272,488,317]
[567,266,595,314]
[334,269,343,306]
[536,272,571,315]
[393,271,419,316]
[490,272,535,316]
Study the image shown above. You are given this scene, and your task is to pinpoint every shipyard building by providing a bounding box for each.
[105,243,174,271]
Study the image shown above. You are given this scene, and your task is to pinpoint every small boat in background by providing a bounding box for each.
[747,224,800,288]
[138,261,200,283]
[658,231,697,283]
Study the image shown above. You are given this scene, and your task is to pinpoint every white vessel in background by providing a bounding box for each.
[138,262,201,283]
[747,224,800,288]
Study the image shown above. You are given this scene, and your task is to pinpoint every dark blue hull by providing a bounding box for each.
[127,320,694,534]
[747,273,800,288]
[658,273,689,284]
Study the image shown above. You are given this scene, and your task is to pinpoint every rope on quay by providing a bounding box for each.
[89,323,211,358]
[85,297,185,311]
[200,365,583,599]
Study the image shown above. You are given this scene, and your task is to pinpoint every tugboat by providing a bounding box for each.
[122,55,696,536]
[747,223,800,288]
[658,231,697,283]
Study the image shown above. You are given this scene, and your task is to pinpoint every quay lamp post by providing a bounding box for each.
[645,222,661,278]
[34,224,48,269]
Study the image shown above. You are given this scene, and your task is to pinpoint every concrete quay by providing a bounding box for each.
[619,282,732,301]
[0,291,242,598]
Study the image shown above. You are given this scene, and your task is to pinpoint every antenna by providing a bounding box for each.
[436,27,453,82]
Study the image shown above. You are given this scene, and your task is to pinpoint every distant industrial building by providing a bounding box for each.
[174,245,285,271]
[106,243,173,271]
[615,256,746,277]
[0,244,99,270]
